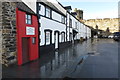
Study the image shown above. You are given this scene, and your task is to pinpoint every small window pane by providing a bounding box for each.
[26,15,28,18]
[28,20,31,24]
[32,37,36,44]
[46,32,50,44]
[28,15,31,19]
[26,14,32,24]
[46,7,51,18]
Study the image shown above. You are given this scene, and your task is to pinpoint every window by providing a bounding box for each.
[75,22,77,29]
[61,16,65,23]
[46,32,50,44]
[70,19,72,28]
[26,14,32,24]
[45,7,51,18]
[32,37,36,44]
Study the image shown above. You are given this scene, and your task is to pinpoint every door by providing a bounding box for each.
[55,33,59,49]
[22,37,30,64]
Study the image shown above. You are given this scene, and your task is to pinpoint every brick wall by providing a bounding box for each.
[1,2,17,66]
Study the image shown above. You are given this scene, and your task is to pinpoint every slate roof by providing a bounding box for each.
[64,6,72,10]
[17,2,35,15]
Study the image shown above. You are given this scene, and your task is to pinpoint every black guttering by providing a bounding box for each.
[36,2,41,52]
[64,6,72,10]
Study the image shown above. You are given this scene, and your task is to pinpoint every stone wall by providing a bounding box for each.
[83,18,119,33]
[0,2,2,64]
[1,2,17,66]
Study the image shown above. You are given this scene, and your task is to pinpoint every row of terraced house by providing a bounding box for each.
[0,0,91,66]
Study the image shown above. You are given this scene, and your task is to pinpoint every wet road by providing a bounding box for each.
[2,39,119,78]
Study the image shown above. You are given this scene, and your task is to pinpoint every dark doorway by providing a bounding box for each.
[22,37,30,64]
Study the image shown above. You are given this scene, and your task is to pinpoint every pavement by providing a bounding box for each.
[2,39,119,79]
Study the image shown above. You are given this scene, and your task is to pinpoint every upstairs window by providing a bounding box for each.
[45,7,51,18]
[70,18,72,28]
[38,4,41,11]
[61,16,65,23]
[26,14,32,24]
[75,22,78,29]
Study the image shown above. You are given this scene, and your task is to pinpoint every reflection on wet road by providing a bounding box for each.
[2,39,119,78]
[39,39,97,78]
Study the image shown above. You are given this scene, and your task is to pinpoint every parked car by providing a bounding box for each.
[102,35,108,38]
[113,32,120,41]
[108,34,114,38]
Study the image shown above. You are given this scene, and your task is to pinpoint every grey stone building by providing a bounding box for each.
[0,1,36,66]
[0,2,17,66]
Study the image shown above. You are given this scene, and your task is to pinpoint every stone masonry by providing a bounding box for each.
[82,18,119,33]
[1,2,17,66]
[0,2,2,64]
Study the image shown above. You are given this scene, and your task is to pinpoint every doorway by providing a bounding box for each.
[22,37,30,64]
[55,32,59,50]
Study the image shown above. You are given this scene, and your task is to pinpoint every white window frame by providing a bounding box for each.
[46,31,50,45]
[26,14,32,24]
[61,15,65,23]
[45,7,51,18]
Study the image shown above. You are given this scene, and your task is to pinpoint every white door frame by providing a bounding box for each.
[55,32,59,49]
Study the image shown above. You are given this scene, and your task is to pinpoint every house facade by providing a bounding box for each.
[1,0,91,66]
[36,0,91,54]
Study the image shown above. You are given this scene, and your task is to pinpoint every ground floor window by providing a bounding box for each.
[44,29,52,45]
[46,32,50,44]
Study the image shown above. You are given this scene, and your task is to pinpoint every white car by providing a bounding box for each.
[108,35,114,38]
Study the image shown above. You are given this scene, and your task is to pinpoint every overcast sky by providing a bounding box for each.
[57,0,119,20]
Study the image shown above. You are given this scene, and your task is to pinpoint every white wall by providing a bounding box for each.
[67,13,70,27]
[37,1,92,45]
[52,11,61,22]
[40,17,66,46]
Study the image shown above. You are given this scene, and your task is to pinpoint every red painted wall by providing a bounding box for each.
[16,8,39,65]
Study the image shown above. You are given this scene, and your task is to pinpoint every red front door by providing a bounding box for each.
[22,37,30,64]
[16,8,39,65]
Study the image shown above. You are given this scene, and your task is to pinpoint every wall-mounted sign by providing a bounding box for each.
[26,27,35,35]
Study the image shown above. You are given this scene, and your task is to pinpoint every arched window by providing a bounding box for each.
[44,29,52,45]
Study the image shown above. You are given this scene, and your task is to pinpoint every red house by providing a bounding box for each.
[16,3,39,65]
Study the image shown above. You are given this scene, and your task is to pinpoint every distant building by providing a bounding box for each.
[82,18,119,33]
[74,8,83,20]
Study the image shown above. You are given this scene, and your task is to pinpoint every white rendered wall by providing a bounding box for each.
[40,17,66,46]
[52,11,61,22]
[67,13,70,27]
